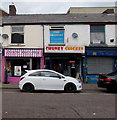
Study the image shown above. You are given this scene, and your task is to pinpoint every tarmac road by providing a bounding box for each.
[1,83,116,119]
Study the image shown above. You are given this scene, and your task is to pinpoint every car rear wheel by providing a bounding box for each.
[23,83,34,92]
[107,86,116,92]
[64,83,76,93]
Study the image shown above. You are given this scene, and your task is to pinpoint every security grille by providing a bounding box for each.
[87,57,113,74]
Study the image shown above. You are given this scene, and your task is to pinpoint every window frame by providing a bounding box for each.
[11,26,25,45]
[90,24,105,44]
[49,26,65,46]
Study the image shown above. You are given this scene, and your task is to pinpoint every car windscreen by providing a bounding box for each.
[22,70,28,76]
[107,71,117,76]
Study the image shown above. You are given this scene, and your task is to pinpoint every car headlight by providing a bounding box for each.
[76,79,82,83]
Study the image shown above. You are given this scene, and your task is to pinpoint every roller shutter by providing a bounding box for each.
[87,57,113,74]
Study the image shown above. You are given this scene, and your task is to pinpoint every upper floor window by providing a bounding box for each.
[90,25,105,44]
[50,26,64,44]
[11,26,24,44]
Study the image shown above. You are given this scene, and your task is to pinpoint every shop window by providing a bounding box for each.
[90,25,105,44]
[11,26,24,44]
[50,26,64,44]
[6,59,30,77]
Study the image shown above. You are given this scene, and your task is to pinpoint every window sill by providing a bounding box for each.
[48,43,65,46]
[9,43,25,46]
[89,43,107,47]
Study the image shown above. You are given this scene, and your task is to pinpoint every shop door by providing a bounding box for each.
[32,58,40,69]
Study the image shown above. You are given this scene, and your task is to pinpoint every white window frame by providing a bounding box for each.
[10,26,25,46]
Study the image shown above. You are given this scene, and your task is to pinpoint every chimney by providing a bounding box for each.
[9,4,16,16]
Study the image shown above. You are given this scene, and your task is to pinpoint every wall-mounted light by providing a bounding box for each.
[72,33,78,38]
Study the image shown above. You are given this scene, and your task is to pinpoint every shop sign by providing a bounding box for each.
[45,46,85,53]
[4,49,42,57]
[69,61,76,63]
[92,40,101,44]
[87,51,117,56]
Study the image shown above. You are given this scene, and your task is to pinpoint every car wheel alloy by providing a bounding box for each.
[23,83,34,92]
[64,83,76,93]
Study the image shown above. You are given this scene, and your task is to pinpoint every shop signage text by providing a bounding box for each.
[45,46,85,53]
[5,49,43,57]
[87,51,117,56]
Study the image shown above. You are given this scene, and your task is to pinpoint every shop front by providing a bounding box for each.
[0,48,2,82]
[44,46,85,79]
[86,47,117,83]
[2,48,44,83]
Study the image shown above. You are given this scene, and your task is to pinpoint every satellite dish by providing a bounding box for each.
[72,33,78,38]
[2,34,9,39]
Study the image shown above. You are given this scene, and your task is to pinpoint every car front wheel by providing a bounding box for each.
[64,83,76,93]
[23,83,34,92]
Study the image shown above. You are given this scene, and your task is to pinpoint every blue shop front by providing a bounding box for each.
[85,47,117,83]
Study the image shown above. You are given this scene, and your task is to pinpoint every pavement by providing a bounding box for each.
[1,82,99,90]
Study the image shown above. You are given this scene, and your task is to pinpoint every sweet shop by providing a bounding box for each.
[2,48,44,83]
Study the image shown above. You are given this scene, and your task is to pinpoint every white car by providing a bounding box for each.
[19,69,82,92]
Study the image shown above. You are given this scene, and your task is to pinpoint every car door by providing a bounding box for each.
[28,71,44,89]
[40,71,66,90]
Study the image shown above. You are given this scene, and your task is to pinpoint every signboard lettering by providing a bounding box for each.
[45,46,85,53]
[5,49,42,57]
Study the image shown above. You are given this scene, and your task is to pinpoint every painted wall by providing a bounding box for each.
[64,25,90,46]
[0,27,2,82]
[106,25,116,46]
[44,24,90,50]
[2,25,43,48]
[0,27,2,45]
[68,7,115,14]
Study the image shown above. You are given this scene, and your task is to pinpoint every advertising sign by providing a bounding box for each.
[50,30,64,43]
[45,46,85,53]
[4,49,43,57]
[14,66,21,76]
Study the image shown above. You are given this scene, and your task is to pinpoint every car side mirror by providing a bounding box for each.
[58,76,62,79]
[58,76,65,79]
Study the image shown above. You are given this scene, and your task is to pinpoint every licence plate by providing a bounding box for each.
[99,79,104,81]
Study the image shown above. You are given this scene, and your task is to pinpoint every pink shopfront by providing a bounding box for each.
[2,48,44,83]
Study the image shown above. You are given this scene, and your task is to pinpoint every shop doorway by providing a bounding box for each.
[32,58,40,69]
[45,57,81,78]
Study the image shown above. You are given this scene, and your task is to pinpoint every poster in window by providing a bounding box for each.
[50,30,64,43]
[14,66,21,76]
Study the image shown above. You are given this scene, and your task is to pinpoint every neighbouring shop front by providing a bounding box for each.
[0,48,2,82]
[86,47,117,83]
[44,46,85,81]
[2,48,44,83]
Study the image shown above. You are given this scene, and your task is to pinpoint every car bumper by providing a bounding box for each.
[97,81,110,88]
[77,84,82,91]
[19,82,23,90]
